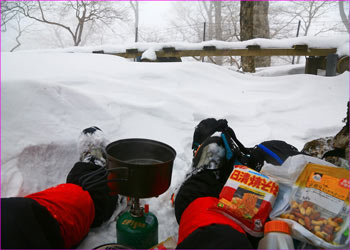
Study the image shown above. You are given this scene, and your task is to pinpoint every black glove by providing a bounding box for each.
[191,118,228,150]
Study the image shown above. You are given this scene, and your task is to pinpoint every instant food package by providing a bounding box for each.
[213,165,279,236]
[279,163,349,247]
[261,155,349,249]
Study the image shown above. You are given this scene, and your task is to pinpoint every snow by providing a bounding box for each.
[1,49,349,248]
[21,35,350,57]
[141,47,157,61]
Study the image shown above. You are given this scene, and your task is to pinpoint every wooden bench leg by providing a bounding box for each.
[326,53,338,76]
[305,56,318,75]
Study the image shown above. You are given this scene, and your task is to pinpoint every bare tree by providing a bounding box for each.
[253,1,271,67]
[9,15,33,51]
[1,1,18,32]
[214,1,223,65]
[2,1,128,46]
[201,1,214,40]
[269,3,298,39]
[224,2,241,41]
[170,2,208,43]
[129,1,139,42]
[168,0,339,68]
[279,1,337,37]
[214,1,223,41]
[171,1,241,44]
[269,1,339,64]
[339,0,349,33]
[295,0,335,64]
[240,1,255,72]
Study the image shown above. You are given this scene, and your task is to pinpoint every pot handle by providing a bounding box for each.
[81,167,129,191]
[107,167,129,182]
[105,155,129,181]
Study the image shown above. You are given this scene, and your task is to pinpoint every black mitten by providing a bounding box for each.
[192,118,228,150]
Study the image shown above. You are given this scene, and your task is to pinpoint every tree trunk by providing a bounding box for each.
[253,1,271,67]
[134,1,139,29]
[214,1,223,65]
[75,21,85,46]
[240,1,255,72]
[202,2,214,40]
[339,1,349,33]
[130,1,139,42]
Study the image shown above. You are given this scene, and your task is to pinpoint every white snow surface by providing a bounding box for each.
[1,51,349,248]
[141,47,157,61]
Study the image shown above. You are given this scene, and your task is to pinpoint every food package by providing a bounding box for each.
[150,236,177,250]
[213,165,279,236]
[279,163,349,247]
[261,155,349,249]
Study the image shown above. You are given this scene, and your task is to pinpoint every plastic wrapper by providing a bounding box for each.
[150,236,177,249]
[261,155,349,249]
[212,165,279,237]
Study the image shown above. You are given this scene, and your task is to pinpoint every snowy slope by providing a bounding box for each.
[1,51,349,248]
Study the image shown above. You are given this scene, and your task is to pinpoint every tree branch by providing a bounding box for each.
[17,1,76,41]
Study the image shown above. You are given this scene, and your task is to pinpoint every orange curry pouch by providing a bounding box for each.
[211,165,279,236]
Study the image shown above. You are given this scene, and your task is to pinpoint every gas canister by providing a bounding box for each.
[117,205,158,249]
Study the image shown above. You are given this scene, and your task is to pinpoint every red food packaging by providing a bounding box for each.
[213,165,279,236]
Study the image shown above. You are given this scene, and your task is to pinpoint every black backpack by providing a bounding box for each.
[192,118,302,172]
[245,140,301,172]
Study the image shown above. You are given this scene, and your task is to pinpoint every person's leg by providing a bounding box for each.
[1,127,117,249]
[174,136,232,223]
[177,224,252,249]
[1,197,64,249]
[24,183,95,248]
[66,126,118,227]
[175,132,254,249]
[66,162,117,227]
[25,127,116,248]
[177,119,264,248]
[175,170,225,223]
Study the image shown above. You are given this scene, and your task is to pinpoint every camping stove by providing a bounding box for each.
[104,138,176,249]
[116,197,158,249]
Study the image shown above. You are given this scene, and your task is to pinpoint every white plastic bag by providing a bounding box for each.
[261,155,349,249]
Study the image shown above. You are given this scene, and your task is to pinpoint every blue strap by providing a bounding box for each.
[258,144,284,165]
[221,133,233,160]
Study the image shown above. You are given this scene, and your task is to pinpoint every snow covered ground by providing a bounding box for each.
[1,51,349,248]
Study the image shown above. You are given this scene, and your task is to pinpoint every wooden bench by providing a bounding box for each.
[93,44,348,75]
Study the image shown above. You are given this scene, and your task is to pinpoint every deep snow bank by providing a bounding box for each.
[1,52,348,247]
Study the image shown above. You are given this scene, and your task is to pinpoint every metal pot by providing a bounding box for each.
[106,138,176,198]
